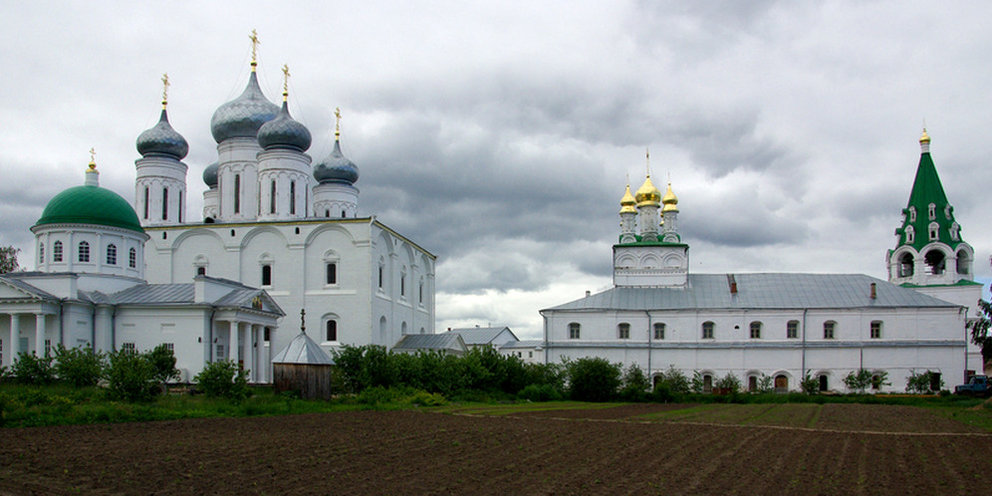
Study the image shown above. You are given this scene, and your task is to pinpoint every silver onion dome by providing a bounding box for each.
[136,109,189,159]
[313,140,359,184]
[209,72,279,143]
[202,161,219,188]
[257,101,312,151]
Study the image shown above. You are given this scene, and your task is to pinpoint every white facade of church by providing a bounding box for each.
[542,134,979,393]
[1,50,435,382]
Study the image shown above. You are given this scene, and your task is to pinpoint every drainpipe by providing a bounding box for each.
[644,310,652,382]
[110,306,117,352]
[208,309,216,362]
[59,299,66,349]
[801,308,808,380]
[90,304,97,350]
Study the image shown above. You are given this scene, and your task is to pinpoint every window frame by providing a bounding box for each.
[786,320,799,339]
[53,241,63,262]
[823,321,836,339]
[78,241,90,263]
[870,320,882,339]
[617,322,630,340]
[568,322,580,340]
[325,320,338,342]
[129,248,137,269]
[325,262,337,285]
[261,264,273,287]
[106,243,117,265]
[749,321,762,339]
[653,322,665,340]
[702,321,714,340]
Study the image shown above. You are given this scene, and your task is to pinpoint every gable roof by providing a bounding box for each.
[446,326,518,345]
[271,332,334,365]
[543,273,960,312]
[0,275,58,302]
[392,333,466,353]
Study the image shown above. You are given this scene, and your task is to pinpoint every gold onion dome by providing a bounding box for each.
[619,184,637,214]
[919,128,931,144]
[662,182,679,212]
[635,175,661,206]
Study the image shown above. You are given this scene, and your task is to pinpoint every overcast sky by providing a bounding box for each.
[1,1,990,339]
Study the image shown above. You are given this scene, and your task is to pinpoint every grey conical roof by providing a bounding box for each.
[271,332,334,364]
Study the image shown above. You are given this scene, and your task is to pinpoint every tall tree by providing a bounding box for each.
[970,284,992,372]
[0,246,19,274]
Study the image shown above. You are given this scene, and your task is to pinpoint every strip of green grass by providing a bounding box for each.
[432,401,624,416]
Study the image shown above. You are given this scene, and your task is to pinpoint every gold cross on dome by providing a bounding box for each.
[161,73,170,107]
[249,29,260,67]
[281,64,290,96]
[645,147,651,177]
[88,148,96,169]
[334,107,342,139]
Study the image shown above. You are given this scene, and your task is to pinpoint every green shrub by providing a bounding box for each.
[566,357,621,402]
[53,345,105,387]
[655,366,690,395]
[906,370,942,394]
[407,390,447,406]
[194,360,248,401]
[105,349,158,402]
[716,373,742,394]
[690,370,706,394]
[146,344,180,384]
[619,364,650,402]
[12,352,55,385]
[800,373,819,394]
[651,381,675,403]
[518,383,563,402]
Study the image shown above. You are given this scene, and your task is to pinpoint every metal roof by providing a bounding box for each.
[446,326,517,345]
[392,333,466,353]
[543,273,960,312]
[108,284,194,304]
[271,332,334,365]
[0,275,58,301]
[500,340,543,349]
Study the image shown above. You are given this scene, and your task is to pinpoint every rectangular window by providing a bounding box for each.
[121,342,136,353]
[326,320,337,341]
[162,187,168,220]
[39,243,44,264]
[215,344,225,360]
[44,339,52,357]
[618,323,630,339]
[129,248,137,269]
[528,351,533,358]
[164,342,174,352]
[53,241,63,262]
[378,266,384,289]
[326,263,337,285]
[823,321,835,339]
[234,174,241,214]
[654,322,665,340]
[289,181,296,215]
[419,283,424,304]
[400,275,406,296]
[106,244,117,265]
[144,187,149,219]
[568,323,580,339]
[178,191,183,223]
[78,241,90,262]
[870,321,882,339]
[270,180,277,214]
[263,328,270,342]
[787,320,799,339]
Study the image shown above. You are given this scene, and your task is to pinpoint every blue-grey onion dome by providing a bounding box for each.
[313,140,359,184]
[136,109,189,159]
[202,161,219,188]
[257,100,312,151]
[209,72,279,143]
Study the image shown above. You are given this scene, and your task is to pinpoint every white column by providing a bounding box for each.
[229,320,240,364]
[244,325,254,382]
[9,314,19,359]
[254,324,264,383]
[35,313,46,356]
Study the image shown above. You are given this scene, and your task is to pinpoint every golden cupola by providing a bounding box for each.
[635,175,661,206]
[619,184,637,214]
[662,182,679,212]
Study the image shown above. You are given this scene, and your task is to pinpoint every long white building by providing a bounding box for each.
[541,132,980,393]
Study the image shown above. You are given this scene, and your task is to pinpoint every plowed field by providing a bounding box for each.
[1,405,990,495]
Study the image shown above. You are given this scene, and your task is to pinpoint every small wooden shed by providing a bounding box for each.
[271,332,336,400]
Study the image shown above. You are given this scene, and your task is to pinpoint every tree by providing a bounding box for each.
[53,345,105,387]
[969,287,992,372]
[0,246,19,274]
[566,357,621,402]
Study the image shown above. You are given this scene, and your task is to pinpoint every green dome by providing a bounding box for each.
[35,185,144,233]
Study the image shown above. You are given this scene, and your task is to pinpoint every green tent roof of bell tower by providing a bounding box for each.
[893,133,963,252]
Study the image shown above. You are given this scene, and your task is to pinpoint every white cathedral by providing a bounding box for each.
[541,131,983,393]
[0,48,435,381]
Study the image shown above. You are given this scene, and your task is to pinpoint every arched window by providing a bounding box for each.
[870,320,882,339]
[748,376,758,392]
[823,321,836,339]
[950,222,960,241]
[568,323,580,339]
[653,322,665,340]
[702,374,713,393]
[261,264,272,286]
[904,225,914,244]
[325,320,337,341]
[400,268,406,297]
[178,191,183,223]
[957,250,970,275]
[899,252,914,277]
[341,210,346,218]
[419,279,425,305]
[53,241,62,262]
[908,206,916,222]
[928,203,936,220]
[701,321,714,339]
[401,321,408,335]
[326,263,337,285]
[786,320,799,339]
[925,250,946,275]
[325,209,330,218]
[143,187,150,219]
[617,323,630,339]
[106,244,117,265]
[749,321,762,339]
[78,241,90,262]
[196,266,206,276]
[928,222,939,241]
[129,248,136,268]
[774,374,789,392]
[162,187,169,220]
[818,374,828,392]
[39,243,44,263]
